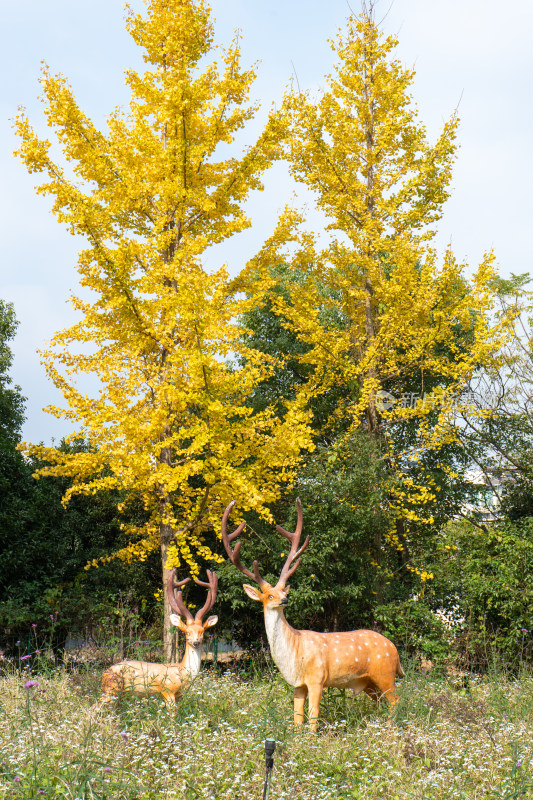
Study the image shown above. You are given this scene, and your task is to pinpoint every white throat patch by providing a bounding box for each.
[264,608,302,687]
[183,644,202,678]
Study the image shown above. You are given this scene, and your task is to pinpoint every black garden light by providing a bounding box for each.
[262,737,276,800]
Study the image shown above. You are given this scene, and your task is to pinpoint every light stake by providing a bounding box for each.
[262,737,276,800]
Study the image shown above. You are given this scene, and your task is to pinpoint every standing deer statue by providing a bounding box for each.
[221,500,404,731]
[90,570,218,712]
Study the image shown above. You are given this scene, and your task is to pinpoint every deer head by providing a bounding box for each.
[166,569,219,647]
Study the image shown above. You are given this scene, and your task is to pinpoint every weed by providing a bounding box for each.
[1,664,533,798]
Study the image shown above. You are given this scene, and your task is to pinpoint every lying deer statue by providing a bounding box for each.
[221,500,404,731]
[90,569,218,712]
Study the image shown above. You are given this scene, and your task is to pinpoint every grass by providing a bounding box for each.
[1,658,533,799]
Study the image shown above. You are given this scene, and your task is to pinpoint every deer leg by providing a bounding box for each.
[89,693,115,716]
[366,676,400,719]
[363,685,382,702]
[88,700,101,716]
[161,690,177,707]
[293,686,307,726]
[307,683,324,732]
[384,686,401,720]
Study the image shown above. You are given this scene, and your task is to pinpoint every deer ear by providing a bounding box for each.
[170,614,188,632]
[243,584,262,601]
[204,615,218,629]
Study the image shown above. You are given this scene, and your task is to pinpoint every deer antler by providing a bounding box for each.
[166,570,193,623]
[276,498,310,587]
[193,569,218,622]
[221,501,267,588]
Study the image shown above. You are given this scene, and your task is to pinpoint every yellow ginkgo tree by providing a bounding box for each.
[261,3,514,582]
[14,0,312,655]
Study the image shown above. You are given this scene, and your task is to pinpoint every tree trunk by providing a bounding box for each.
[395,518,411,569]
[372,525,384,605]
[161,539,177,663]
[362,30,380,438]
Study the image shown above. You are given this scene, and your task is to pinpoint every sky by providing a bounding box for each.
[1,0,532,445]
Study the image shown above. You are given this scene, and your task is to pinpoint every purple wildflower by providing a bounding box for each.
[516,761,523,768]
[24,680,40,690]
[20,655,31,661]
[104,767,112,773]
[120,732,128,740]
[521,629,529,633]
[14,776,21,782]
[32,623,37,628]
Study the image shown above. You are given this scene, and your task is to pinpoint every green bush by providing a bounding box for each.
[374,598,452,664]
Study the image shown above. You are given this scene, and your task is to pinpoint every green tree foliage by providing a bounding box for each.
[0,300,27,578]
[424,518,533,668]
[216,433,393,644]
[238,262,349,438]
[285,434,392,629]
[0,441,162,652]
[0,300,25,445]
[0,300,32,647]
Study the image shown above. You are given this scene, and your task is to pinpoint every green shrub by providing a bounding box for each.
[374,598,452,663]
